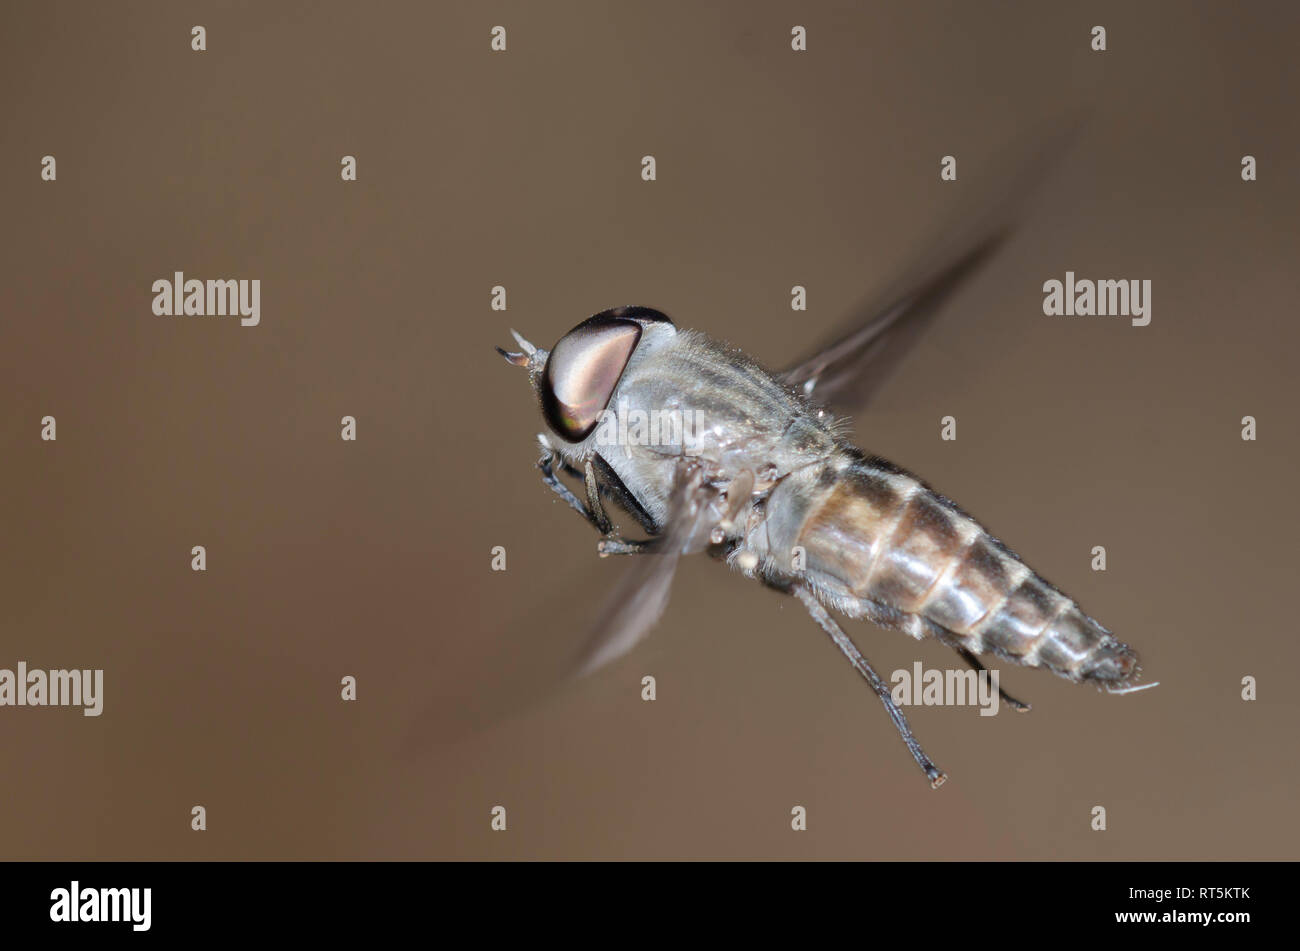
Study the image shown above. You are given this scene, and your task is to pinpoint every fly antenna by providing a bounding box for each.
[495,346,530,367]
[510,329,537,355]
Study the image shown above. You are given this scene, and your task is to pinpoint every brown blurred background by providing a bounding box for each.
[3,1,1298,860]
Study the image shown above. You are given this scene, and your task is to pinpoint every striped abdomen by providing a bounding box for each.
[783,449,1137,684]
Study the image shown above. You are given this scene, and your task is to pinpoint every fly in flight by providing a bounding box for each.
[498,126,1151,786]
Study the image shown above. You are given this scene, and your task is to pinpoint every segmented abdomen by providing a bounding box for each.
[786,449,1137,684]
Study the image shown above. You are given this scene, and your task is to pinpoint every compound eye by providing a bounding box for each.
[541,318,642,441]
[599,305,673,325]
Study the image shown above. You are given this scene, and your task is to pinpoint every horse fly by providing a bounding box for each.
[496,139,1152,788]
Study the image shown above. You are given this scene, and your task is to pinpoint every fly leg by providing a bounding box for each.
[792,584,947,788]
[596,538,654,556]
[535,436,656,552]
[537,437,599,527]
[584,462,661,555]
[952,644,1031,712]
[583,460,614,534]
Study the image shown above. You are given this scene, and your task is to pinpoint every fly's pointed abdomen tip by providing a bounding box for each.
[1081,640,1140,685]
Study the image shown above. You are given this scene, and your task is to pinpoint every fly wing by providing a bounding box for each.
[573,460,722,677]
[780,116,1087,414]
[780,236,1005,411]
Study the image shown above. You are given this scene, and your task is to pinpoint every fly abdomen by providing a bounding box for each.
[786,450,1137,685]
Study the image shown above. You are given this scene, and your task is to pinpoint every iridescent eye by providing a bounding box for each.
[541,317,643,441]
[601,305,673,325]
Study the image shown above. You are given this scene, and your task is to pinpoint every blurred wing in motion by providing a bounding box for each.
[573,460,722,677]
[780,236,1006,411]
[781,115,1088,414]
